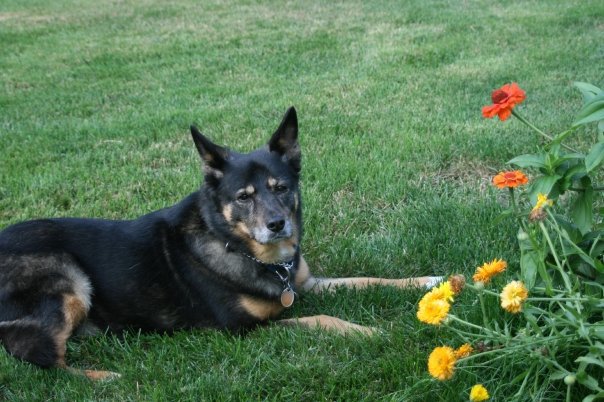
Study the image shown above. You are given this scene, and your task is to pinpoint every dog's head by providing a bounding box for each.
[191,107,301,263]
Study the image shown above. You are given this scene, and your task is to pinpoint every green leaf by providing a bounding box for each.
[574,93,604,126]
[529,175,561,204]
[577,372,603,392]
[575,109,604,127]
[576,355,604,369]
[586,142,604,173]
[571,184,594,235]
[520,251,540,289]
[508,154,546,169]
[550,370,568,381]
[583,391,604,402]
[574,82,603,103]
[492,209,514,226]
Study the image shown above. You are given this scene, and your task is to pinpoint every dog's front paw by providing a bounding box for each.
[417,276,444,289]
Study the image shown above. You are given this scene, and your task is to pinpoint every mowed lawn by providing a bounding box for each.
[1,0,602,400]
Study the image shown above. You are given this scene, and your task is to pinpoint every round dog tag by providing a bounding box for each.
[280,288,295,308]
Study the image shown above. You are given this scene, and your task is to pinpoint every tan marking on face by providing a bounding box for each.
[245,185,255,195]
[268,177,277,187]
[248,237,298,263]
[239,295,284,320]
[235,222,251,236]
[222,203,233,223]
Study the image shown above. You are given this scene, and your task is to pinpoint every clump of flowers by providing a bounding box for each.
[417,82,604,401]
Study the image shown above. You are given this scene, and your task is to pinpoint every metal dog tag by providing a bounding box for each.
[280,288,295,308]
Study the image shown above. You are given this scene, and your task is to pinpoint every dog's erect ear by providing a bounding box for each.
[268,107,301,173]
[190,125,229,178]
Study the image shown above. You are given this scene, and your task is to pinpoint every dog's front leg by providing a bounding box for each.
[278,315,376,335]
[295,256,442,294]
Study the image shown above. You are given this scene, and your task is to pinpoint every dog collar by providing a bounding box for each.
[225,242,296,308]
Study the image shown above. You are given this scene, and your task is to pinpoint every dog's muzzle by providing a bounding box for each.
[252,220,293,244]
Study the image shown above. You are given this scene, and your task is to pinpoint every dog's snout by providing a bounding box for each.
[267,219,286,233]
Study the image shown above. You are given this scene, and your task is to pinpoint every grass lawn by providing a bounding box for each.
[1,0,602,400]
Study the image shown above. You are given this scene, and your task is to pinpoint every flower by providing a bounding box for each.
[435,281,455,303]
[417,296,450,325]
[482,82,526,121]
[492,170,528,189]
[428,346,457,380]
[532,193,554,212]
[455,343,473,359]
[470,384,490,401]
[500,280,528,313]
[448,274,466,295]
[472,258,507,284]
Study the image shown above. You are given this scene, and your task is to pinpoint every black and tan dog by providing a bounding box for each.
[0,107,440,379]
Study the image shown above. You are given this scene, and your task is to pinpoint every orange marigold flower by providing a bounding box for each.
[454,343,473,359]
[428,346,457,380]
[417,295,450,325]
[492,170,528,189]
[500,280,528,314]
[482,82,526,121]
[472,258,507,284]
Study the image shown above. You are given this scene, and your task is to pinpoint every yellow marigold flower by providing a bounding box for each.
[428,346,457,380]
[417,297,450,325]
[435,281,455,303]
[472,258,507,284]
[470,384,490,401]
[455,343,473,359]
[500,280,528,314]
[532,193,554,212]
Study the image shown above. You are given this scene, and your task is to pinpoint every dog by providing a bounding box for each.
[0,107,440,380]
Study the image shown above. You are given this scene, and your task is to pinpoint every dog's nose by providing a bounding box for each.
[267,219,286,233]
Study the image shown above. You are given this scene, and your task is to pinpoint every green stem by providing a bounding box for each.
[466,284,500,297]
[538,221,572,290]
[508,188,530,233]
[459,334,573,365]
[512,110,578,153]
[448,315,495,335]
[477,292,491,330]
[528,297,588,302]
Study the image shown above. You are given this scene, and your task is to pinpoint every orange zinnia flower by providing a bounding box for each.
[482,82,526,121]
[492,170,528,189]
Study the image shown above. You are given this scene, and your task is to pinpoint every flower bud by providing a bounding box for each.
[474,281,485,291]
[517,231,529,241]
[529,208,546,222]
[564,375,576,385]
[448,274,466,295]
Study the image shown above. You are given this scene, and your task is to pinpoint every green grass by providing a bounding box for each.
[1,0,602,400]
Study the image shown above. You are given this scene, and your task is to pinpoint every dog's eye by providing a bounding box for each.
[275,185,288,193]
[237,193,251,202]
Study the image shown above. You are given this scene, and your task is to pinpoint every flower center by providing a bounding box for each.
[491,89,509,104]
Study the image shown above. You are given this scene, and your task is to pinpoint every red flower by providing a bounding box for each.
[482,83,526,121]
[492,171,528,189]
